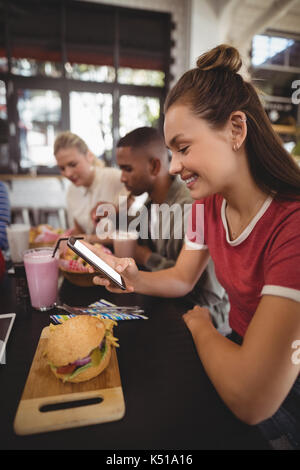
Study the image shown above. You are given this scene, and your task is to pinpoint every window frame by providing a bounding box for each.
[250,30,300,151]
[0,0,171,173]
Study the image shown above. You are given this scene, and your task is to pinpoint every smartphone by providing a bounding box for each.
[0,313,16,364]
[67,237,126,290]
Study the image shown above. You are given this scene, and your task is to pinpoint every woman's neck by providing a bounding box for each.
[222,156,269,217]
[223,184,268,218]
[220,156,271,240]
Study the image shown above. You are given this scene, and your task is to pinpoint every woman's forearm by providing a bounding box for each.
[90,243,209,298]
[185,298,300,426]
[133,265,193,297]
[132,246,210,297]
[188,319,249,420]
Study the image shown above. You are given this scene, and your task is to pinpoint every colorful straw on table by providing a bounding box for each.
[50,299,148,324]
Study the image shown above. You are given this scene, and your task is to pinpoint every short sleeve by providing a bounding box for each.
[261,209,300,302]
[185,200,208,250]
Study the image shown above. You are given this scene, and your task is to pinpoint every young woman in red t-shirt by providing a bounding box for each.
[90,44,300,448]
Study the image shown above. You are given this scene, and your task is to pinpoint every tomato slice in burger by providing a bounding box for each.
[56,364,77,375]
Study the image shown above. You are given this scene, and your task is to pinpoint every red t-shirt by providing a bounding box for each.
[185,194,300,337]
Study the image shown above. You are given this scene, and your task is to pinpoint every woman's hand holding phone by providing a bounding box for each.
[83,241,139,293]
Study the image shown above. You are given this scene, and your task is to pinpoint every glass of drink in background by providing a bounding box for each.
[112,230,138,258]
[23,247,58,311]
[6,224,30,264]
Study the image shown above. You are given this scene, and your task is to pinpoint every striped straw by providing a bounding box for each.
[50,312,148,323]
[50,299,148,324]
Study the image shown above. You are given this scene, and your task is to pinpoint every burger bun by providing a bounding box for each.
[46,315,113,383]
[47,315,105,367]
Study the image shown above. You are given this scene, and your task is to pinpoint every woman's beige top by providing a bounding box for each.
[66,166,127,234]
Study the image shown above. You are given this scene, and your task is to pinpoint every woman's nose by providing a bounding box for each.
[169,153,183,175]
[63,167,73,179]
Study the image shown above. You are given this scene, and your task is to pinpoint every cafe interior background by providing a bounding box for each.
[0,0,300,239]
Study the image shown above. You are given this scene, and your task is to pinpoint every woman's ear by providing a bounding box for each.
[230,111,247,151]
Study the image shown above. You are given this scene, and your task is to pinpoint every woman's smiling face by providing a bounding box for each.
[164,104,238,200]
[55,146,94,187]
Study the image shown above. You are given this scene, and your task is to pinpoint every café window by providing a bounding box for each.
[0,81,6,120]
[0,58,8,74]
[65,64,115,83]
[252,35,295,67]
[0,0,172,173]
[0,80,9,168]
[118,68,165,87]
[17,89,61,168]
[251,33,300,154]
[119,95,160,137]
[70,91,113,159]
[11,59,62,78]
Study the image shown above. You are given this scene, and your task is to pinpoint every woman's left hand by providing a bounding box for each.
[182,305,212,334]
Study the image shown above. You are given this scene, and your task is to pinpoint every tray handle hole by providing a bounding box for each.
[39,396,103,412]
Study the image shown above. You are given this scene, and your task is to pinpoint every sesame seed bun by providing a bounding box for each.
[47,315,105,367]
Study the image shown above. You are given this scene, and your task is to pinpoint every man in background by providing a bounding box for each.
[115,127,189,270]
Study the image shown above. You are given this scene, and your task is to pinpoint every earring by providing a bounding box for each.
[233,143,239,152]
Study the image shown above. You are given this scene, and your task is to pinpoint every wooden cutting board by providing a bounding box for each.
[14,326,125,435]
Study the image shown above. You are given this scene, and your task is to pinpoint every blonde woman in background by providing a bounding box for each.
[54,131,127,237]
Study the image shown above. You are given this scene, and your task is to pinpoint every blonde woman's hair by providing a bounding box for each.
[54,131,104,167]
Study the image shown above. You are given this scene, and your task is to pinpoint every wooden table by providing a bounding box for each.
[0,269,270,451]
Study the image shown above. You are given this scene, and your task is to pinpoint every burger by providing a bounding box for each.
[45,315,118,383]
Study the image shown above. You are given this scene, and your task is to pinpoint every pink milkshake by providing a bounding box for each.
[24,248,58,311]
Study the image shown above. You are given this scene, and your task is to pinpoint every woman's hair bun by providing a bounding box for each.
[196,44,242,74]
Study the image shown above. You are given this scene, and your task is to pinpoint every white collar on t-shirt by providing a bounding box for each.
[221,196,273,246]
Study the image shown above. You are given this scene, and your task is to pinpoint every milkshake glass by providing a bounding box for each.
[23,247,58,311]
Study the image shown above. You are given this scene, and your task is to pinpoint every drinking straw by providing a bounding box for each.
[50,311,147,323]
[52,236,84,257]
[50,299,148,323]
